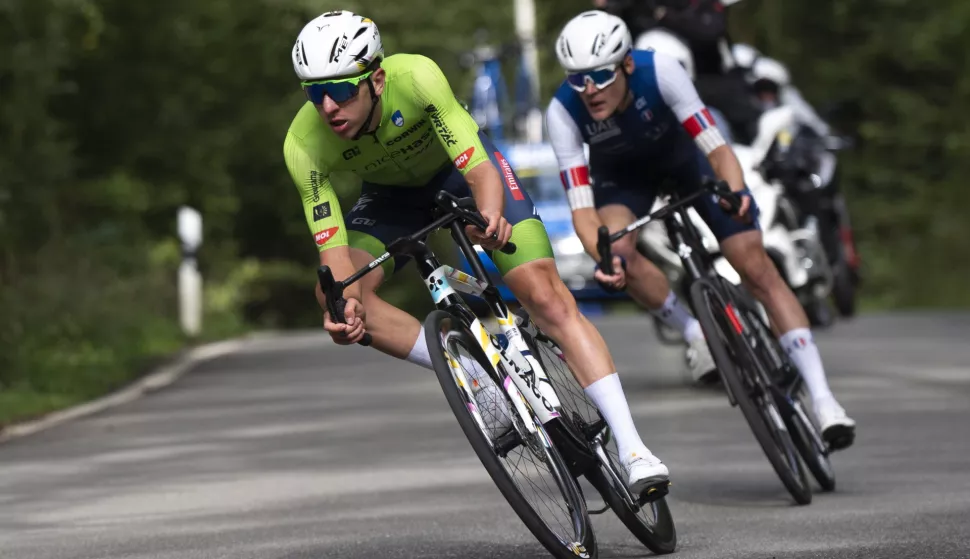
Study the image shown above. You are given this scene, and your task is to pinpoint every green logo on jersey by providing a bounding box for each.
[424,104,457,147]
[309,170,323,202]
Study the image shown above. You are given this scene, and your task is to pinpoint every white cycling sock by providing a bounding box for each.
[779,328,833,403]
[406,327,433,370]
[651,291,704,343]
[584,373,648,461]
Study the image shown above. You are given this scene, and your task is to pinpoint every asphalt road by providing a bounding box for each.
[2,312,969,559]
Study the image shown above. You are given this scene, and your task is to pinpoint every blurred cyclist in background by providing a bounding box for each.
[546,10,857,449]
[593,0,762,144]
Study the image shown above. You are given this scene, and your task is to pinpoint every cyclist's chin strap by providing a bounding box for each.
[352,79,381,141]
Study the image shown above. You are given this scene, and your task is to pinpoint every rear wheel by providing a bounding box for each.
[831,261,856,318]
[425,310,597,559]
[689,279,812,505]
[517,310,677,554]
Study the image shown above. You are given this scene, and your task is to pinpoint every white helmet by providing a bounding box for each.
[292,11,384,81]
[731,43,760,70]
[635,28,695,80]
[555,10,632,71]
[751,56,790,87]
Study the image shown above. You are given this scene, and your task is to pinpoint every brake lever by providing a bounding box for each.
[709,180,743,215]
[597,226,614,275]
[317,266,372,346]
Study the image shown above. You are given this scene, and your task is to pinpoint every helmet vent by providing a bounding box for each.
[329,37,340,63]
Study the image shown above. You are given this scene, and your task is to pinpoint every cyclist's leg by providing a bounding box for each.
[343,185,435,364]
[346,173,503,378]
[687,151,856,444]
[346,182,514,437]
[463,137,668,484]
[591,164,707,350]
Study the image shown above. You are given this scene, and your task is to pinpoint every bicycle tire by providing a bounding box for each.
[725,286,837,493]
[425,310,597,559]
[517,312,676,554]
[783,385,837,492]
[785,395,836,492]
[689,279,812,505]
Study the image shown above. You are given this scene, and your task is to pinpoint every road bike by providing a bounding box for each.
[596,179,840,505]
[318,190,677,557]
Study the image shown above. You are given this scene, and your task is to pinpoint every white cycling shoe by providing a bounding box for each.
[624,449,670,496]
[815,398,856,451]
[686,338,718,384]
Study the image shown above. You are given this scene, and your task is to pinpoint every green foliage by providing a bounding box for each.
[0,239,186,424]
[1,0,968,425]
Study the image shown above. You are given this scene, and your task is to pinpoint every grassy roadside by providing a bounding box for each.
[0,235,453,429]
[0,310,250,428]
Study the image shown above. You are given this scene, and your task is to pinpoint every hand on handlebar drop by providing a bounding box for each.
[594,256,627,290]
[324,298,367,345]
[466,209,511,251]
[718,191,753,224]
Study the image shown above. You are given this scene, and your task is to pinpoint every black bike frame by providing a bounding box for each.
[597,179,740,283]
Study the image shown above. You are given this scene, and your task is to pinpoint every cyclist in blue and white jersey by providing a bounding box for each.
[545,10,856,449]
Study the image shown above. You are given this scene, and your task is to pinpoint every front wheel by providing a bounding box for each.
[783,385,837,491]
[735,301,839,493]
[425,310,597,559]
[689,279,813,505]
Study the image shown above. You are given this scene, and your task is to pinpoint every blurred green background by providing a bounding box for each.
[2,0,967,424]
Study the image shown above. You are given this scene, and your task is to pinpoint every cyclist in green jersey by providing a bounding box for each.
[285,10,669,493]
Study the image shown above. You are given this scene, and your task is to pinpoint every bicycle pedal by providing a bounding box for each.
[637,480,672,505]
[584,419,609,441]
[823,425,855,452]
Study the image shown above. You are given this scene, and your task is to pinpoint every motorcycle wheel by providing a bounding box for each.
[831,261,856,318]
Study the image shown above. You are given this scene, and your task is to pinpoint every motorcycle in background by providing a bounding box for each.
[761,125,861,319]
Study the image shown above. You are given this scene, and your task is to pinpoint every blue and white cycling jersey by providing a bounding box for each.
[546,50,727,211]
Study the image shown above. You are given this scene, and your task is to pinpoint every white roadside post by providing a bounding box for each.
[514,0,544,143]
[177,206,203,338]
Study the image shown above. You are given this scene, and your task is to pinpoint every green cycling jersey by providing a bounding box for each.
[283,53,490,250]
